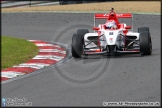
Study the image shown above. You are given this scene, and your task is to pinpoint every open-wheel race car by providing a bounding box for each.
[71,8,152,58]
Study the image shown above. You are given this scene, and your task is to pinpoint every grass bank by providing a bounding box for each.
[1,1,160,13]
[1,36,39,69]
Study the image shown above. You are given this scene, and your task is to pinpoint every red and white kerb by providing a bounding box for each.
[1,40,66,82]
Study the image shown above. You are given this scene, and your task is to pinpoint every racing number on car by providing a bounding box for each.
[109,32,113,35]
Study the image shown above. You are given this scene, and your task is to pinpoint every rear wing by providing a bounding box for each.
[95,13,132,19]
[94,13,133,31]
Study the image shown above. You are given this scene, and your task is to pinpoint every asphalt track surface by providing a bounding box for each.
[1,12,161,106]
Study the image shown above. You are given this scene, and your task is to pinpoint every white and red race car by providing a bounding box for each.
[71,8,152,58]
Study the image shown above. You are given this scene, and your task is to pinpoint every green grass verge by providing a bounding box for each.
[1,36,39,70]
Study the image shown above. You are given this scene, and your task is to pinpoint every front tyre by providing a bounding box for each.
[139,31,152,55]
[71,33,84,58]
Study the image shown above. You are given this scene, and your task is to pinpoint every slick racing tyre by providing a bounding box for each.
[71,33,84,58]
[77,29,89,46]
[138,27,149,33]
[139,31,152,55]
[77,29,89,35]
[76,29,89,58]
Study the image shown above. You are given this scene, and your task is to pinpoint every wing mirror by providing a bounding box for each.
[125,26,131,29]
[93,27,100,30]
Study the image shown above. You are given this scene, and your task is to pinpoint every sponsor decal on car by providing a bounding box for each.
[109,38,113,43]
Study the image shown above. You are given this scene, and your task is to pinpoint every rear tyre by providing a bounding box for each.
[77,29,89,35]
[71,33,84,58]
[138,27,149,33]
[139,31,152,55]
